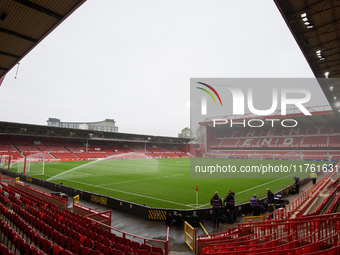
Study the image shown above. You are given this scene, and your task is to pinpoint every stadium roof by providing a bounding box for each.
[0,0,86,79]
[274,0,340,115]
[0,121,190,144]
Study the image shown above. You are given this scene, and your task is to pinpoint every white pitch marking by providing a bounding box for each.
[59,178,195,208]
[99,173,185,186]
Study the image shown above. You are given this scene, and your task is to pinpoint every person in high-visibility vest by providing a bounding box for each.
[210,191,222,227]
[310,172,318,185]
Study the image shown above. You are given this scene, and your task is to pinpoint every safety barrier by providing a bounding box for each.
[243,215,264,223]
[72,195,112,227]
[184,221,197,253]
[14,179,67,210]
[199,214,340,255]
[0,174,13,185]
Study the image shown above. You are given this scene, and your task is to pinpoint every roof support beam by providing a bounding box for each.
[13,0,63,20]
[292,0,334,16]
[0,27,37,43]
[0,50,20,59]
[304,37,340,51]
[0,67,8,71]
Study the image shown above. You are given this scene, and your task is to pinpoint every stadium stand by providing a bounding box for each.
[205,124,340,161]
[0,134,189,162]
[0,177,168,255]
[196,166,340,254]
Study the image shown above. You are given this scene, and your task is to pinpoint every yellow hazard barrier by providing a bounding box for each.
[73,195,80,204]
[184,221,196,253]
[243,215,265,223]
[148,209,167,220]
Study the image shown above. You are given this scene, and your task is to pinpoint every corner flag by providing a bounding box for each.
[196,185,198,208]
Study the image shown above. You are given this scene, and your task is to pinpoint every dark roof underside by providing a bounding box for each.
[0,0,86,79]
[274,0,340,115]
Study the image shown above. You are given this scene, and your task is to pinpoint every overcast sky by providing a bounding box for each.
[0,0,325,137]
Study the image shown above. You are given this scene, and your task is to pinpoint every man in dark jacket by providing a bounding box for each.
[210,191,222,227]
[294,177,300,194]
[223,190,235,224]
[267,188,275,214]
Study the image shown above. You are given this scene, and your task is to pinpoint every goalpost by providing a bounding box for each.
[0,155,12,170]
[17,156,45,175]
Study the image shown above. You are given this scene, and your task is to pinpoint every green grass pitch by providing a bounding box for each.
[11,158,326,209]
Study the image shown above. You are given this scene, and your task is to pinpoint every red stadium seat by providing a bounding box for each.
[103,246,113,255]
[81,246,91,255]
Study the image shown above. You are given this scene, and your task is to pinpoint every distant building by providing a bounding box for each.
[47,118,118,132]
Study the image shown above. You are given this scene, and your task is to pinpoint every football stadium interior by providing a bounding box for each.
[1,0,340,254]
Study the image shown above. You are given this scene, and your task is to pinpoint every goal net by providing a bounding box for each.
[0,155,11,170]
[17,157,45,175]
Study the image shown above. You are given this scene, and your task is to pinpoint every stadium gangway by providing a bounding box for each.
[293,178,334,218]
[325,190,340,214]
[264,169,337,220]
[307,180,340,216]
[294,174,340,218]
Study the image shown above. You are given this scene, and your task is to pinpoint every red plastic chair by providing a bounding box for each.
[103,246,112,255]
[85,228,92,238]
[72,240,83,255]
[85,237,94,248]
[116,242,124,250]
[79,234,86,245]
[112,248,124,255]
[125,238,132,247]
[96,234,103,243]
[138,249,150,255]
[132,241,141,252]
[53,245,63,255]
[41,239,53,254]
[122,245,132,254]
[59,234,66,248]
[90,250,101,255]
[102,237,111,247]
[81,246,91,255]
[95,242,104,252]
[141,244,152,251]
[152,246,164,254]
[61,250,73,255]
